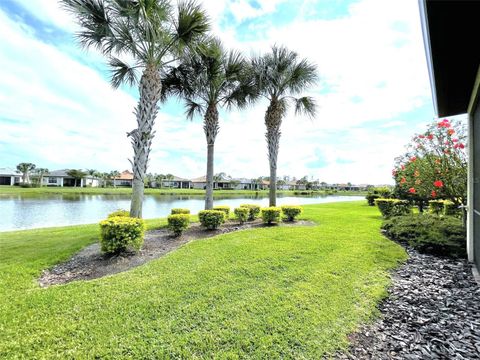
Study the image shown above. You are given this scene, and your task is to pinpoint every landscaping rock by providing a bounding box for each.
[337,248,480,359]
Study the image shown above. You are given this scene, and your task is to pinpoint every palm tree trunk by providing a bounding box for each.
[129,64,162,218]
[204,104,219,210]
[265,100,282,207]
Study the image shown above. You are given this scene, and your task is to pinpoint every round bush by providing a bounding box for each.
[198,210,226,230]
[239,204,261,221]
[99,216,145,254]
[107,209,130,218]
[171,208,191,215]
[281,205,303,221]
[167,214,190,236]
[234,207,249,224]
[375,199,411,218]
[261,207,282,225]
[213,206,230,217]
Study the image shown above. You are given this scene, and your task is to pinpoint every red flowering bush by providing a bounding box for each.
[392,118,467,207]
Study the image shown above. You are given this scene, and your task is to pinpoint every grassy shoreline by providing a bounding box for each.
[0,202,405,358]
[0,185,367,197]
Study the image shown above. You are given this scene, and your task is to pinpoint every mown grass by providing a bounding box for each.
[0,202,406,359]
[0,185,367,197]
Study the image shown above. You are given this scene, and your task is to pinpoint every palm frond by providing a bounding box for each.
[293,96,317,119]
[174,0,210,47]
[288,59,318,95]
[109,57,139,88]
[184,99,205,120]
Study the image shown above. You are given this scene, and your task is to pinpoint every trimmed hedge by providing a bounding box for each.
[171,208,190,215]
[167,214,190,236]
[234,207,249,224]
[198,210,226,230]
[382,214,465,256]
[375,198,411,218]
[99,216,145,254]
[239,204,261,221]
[281,205,303,221]
[428,200,444,215]
[366,193,380,206]
[213,206,230,217]
[428,200,462,217]
[261,207,282,225]
[107,209,130,218]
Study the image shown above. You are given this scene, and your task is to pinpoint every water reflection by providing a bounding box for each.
[0,193,362,232]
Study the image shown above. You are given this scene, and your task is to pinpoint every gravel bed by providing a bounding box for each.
[337,248,480,359]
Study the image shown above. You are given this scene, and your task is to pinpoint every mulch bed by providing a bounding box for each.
[38,219,314,288]
[337,247,480,359]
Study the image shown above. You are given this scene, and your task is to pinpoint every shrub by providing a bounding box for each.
[107,209,130,218]
[198,210,225,230]
[382,214,465,256]
[281,205,303,221]
[428,200,445,215]
[366,193,380,206]
[375,198,411,218]
[171,208,190,215]
[444,200,461,217]
[167,214,190,236]
[261,207,282,225]
[239,204,261,221]
[99,216,145,254]
[213,206,230,217]
[233,207,249,224]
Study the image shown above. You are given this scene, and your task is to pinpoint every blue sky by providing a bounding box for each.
[0,0,438,184]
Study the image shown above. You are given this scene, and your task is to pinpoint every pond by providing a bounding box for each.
[0,193,363,232]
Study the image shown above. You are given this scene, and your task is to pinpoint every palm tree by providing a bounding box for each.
[62,0,209,218]
[162,38,253,209]
[33,168,49,187]
[251,46,318,206]
[154,173,166,188]
[16,163,36,184]
[66,169,87,187]
[110,170,120,188]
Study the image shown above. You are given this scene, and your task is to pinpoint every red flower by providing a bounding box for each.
[409,187,416,194]
[418,134,425,139]
[431,190,437,198]
[452,138,459,143]
[410,156,417,162]
[433,180,444,188]
[392,169,397,176]
[400,177,407,184]
[401,165,405,170]
[427,134,434,140]
[459,143,465,149]
[448,129,455,135]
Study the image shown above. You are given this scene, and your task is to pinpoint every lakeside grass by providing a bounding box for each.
[0,185,367,197]
[0,201,406,358]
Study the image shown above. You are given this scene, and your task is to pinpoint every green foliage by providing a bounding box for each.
[171,208,191,215]
[428,200,461,217]
[167,214,190,237]
[99,216,145,254]
[375,199,411,218]
[107,209,130,218]
[261,207,282,224]
[382,214,465,256]
[212,206,230,217]
[233,207,249,224]
[240,204,261,221]
[281,205,303,221]
[366,187,391,206]
[428,200,445,215]
[198,210,226,230]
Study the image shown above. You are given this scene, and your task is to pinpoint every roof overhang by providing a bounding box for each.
[419,0,480,117]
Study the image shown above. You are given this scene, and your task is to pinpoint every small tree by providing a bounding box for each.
[66,169,87,187]
[32,168,49,187]
[16,163,36,184]
[393,118,467,211]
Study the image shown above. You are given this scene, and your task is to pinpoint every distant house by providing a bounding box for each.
[0,168,21,185]
[231,178,258,190]
[161,176,191,189]
[191,175,232,190]
[113,170,133,187]
[43,169,99,187]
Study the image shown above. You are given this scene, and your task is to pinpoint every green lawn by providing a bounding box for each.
[0,202,406,359]
[0,185,367,197]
